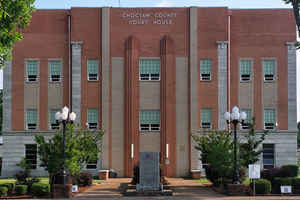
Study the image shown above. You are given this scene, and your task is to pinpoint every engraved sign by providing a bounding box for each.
[121,12,177,25]
[281,186,292,194]
[137,152,160,192]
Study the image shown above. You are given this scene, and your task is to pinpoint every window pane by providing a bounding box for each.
[241,109,251,123]
[139,59,160,78]
[264,109,275,124]
[240,60,252,75]
[263,144,274,168]
[49,60,61,76]
[26,61,38,76]
[27,109,37,124]
[263,60,275,75]
[139,110,160,124]
[201,109,211,123]
[88,109,98,124]
[200,59,211,75]
[88,60,99,75]
[25,144,37,169]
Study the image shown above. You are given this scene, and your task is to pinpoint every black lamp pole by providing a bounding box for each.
[232,119,239,184]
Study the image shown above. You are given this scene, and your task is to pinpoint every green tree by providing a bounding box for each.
[239,118,268,168]
[35,124,104,186]
[283,0,300,47]
[297,122,300,147]
[0,89,2,135]
[192,130,234,186]
[0,0,35,67]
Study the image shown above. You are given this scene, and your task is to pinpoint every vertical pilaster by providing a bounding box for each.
[3,60,12,132]
[160,36,176,177]
[102,7,111,169]
[189,7,199,170]
[217,41,228,130]
[286,42,297,131]
[124,36,140,177]
[71,41,82,124]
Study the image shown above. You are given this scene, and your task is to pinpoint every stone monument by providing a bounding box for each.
[136,152,160,192]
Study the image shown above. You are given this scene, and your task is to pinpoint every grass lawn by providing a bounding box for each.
[195,178,210,184]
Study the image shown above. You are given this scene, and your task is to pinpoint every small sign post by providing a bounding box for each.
[281,186,292,194]
[249,164,260,196]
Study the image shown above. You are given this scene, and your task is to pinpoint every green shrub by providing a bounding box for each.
[0,183,15,194]
[279,165,299,177]
[292,178,300,190]
[30,182,50,197]
[273,177,293,193]
[250,179,271,194]
[0,186,8,196]
[15,185,28,195]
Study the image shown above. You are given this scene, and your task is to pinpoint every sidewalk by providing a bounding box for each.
[74,178,300,200]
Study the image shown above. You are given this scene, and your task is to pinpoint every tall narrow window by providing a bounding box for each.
[139,59,160,81]
[88,109,98,129]
[200,108,212,128]
[49,109,60,130]
[263,144,275,169]
[264,109,275,130]
[200,59,211,81]
[26,60,38,82]
[25,144,37,169]
[88,59,99,81]
[240,60,252,82]
[139,110,160,131]
[49,60,61,82]
[263,60,275,81]
[241,109,251,129]
[26,109,37,130]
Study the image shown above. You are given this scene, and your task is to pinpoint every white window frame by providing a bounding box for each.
[139,58,161,81]
[264,109,276,130]
[87,109,98,130]
[200,108,212,129]
[263,59,276,82]
[87,59,99,81]
[25,59,39,82]
[239,59,252,82]
[49,59,62,82]
[26,109,37,130]
[200,59,212,81]
[139,110,160,132]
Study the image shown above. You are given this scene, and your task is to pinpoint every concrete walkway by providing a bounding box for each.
[74,178,300,200]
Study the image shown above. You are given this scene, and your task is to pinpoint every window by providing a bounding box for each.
[26,109,37,130]
[200,59,211,81]
[86,159,97,169]
[25,144,37,169]
[264,109,275,130]
[263,144,275,169]
[240,60,252,82]
[88,109,98,129]
[88,59,99,81]
[139,59,160,81]
[263,60,275,81]
[26,60,38,82]
[49,60,61,82]
[200,109,211,128]
[49,109,60,130]
[241,109,251,129]
[139,110,160,131]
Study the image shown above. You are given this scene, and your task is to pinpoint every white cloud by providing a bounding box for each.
[156,0,173,7]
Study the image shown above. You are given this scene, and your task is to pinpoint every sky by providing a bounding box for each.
[0,0,298,118]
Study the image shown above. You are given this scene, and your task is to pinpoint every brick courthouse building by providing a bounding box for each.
[1,7,298,177]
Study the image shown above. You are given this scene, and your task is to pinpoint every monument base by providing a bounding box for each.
[136,183,161,192]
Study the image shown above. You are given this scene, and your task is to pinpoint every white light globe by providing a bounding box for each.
[62,106,69,116]
[232,106,239,114]
[55,112,62,121]
[224,112,231,120]
[69,112,76,121]
[231,112,240,120]
[61,112,68,120]
[240,112,247,120]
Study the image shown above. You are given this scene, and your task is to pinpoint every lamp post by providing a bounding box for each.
[55,106,76,185]
[224,106,247,184]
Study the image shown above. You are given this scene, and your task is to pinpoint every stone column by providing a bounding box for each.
[3,60,12,132]
[286,42,297,131]
[71,41,82,124]
[217,41,228,130]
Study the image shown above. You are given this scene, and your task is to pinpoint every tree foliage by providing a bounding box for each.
[0,0,35,67]
[35,124,104,183]
[0,89,2,135]
[239,118,269,168]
